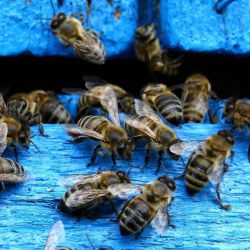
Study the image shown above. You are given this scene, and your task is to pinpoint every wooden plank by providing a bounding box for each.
[0,98,249,249]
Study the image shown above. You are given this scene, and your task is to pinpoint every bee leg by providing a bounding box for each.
[156,151,164,174]
[87,144,101,167]
[38,115,48,137]
[107,198,118,215]
[167,207,176,229]
[111,151,116,169]
[223,163,229,173]
[143,144,151,170]
[10,144,18,162]
[215,183,231,211]
[0,181,5,191]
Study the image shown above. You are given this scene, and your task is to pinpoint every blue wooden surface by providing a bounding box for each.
[2,0,250,57]
[0,96,250,250]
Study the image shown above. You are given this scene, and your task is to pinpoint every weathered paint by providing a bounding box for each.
[0,0,138,58]
[0,97,249,249]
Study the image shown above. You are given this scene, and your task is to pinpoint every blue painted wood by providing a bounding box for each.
[0,0,137,58]
[0,97,250,250]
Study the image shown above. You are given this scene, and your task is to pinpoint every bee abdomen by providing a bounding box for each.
[183,106,205,123]
[185,154,210,195]
[42,100,72,123]
[155,94,183,125]
[119,197,154,235]
[0,158,24,174]
[78,116,109,134]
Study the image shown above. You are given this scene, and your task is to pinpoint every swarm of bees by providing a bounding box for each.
[3,7,250,245]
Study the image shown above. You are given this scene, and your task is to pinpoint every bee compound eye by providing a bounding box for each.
[58,13,66,21]
[51,20,59,29]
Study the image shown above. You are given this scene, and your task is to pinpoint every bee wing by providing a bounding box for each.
[134,99,161,123]
[0,122,8,155]
[64,124,105,141]
[169,81,203,91]
[100,86,120,126]
[62,88,88,95]
[44,221,65,250]
[107,183,143,199]
[73,32,105,65]
[0,173,26,183]
[83,75,108,89]
[207,157,225,186]
[120,113,158,141]
[169,140,203,156]
[0,92,9,116]
[151,205,169,235]
[65,189,110,208]
[58,174,102,189]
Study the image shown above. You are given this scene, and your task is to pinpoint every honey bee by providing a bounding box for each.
[0,122,7,155]
[180,130,235,211]
[122,99,183,173]
[7,93,46,135]
[0,157,26,190]
[0,93,31,160]
[119,175,176,237]
[29,90,72,124]
[65,87,135,167]
[141,83,183,125]
[64,75,136,118]
[50,12,105,64]
[182,74,211,123]
[222,98,250,131]
[45,221,74,250]
[135,24,182,76]
[135,23,161,63]
[61,171,132,215]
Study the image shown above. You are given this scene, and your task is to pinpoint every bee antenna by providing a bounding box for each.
[85,234,95,250]
[50,0,56,16]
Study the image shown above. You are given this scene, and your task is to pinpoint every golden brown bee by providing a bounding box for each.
[148,51,182,76]
[45,221,74,250]
[65,87,135,167]
[0,94,31,160]
[62,171,131,214]
[0,122,7,155]
[119,175,176,237]
[222,98,250,130]
[182,129,235,211]
[182,74,211,123]
[0,157,26,189]
[50,13,105,64]
[29,90,72,124]
[135,23,161,63]
[122,99,182,173]
[141,83,183,125]
[135,24,182,76]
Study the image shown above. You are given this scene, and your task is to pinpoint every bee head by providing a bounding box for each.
[157,176,176,192]
[217,129,235,145]
[117,138,136,161]
[223,98,236,118]
[116,171,131,184]
[50,12,66,30]
[18,125,31,148]
[106,126,125,146]
[136,23,155,39]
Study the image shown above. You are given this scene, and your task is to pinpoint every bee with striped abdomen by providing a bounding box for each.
[222,98,250,131]
[122,99,182,173]
[65,87,135,167]
[0,93,31,160]
[45,221,74,250]
[182,74,211,123]
[51,12,105,64]
[181,129,235,211]
[0,157,26,190]
[135,24,182,76]
[119,175,176,237]
[29,90,72,124]
[61,171,131,215]
[141,83,183,125]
